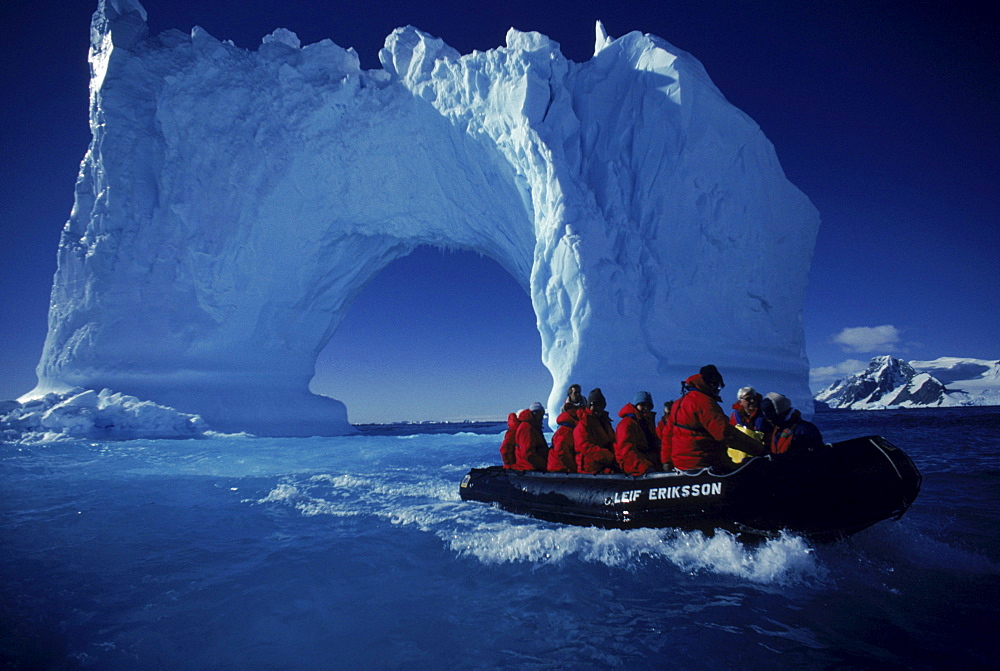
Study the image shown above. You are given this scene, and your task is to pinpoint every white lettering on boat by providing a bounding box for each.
[668,483,722,498]
[609,489,644,504]
[607,482,723,505]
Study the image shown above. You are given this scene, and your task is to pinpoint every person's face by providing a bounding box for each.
[740,396,759,413]
[590,401,605,412]
[636,402,653,414]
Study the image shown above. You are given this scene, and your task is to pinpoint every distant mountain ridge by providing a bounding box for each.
[815,356,1000,410]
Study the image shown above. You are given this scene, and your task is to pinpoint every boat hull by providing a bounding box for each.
[459,435,921,540]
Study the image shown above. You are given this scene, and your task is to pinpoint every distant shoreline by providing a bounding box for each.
[353,420,508,436]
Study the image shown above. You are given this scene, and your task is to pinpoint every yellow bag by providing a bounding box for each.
[728,423,765,464]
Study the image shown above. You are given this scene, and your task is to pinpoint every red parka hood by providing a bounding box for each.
[507,412,519,429]
[555,410,578,426]
[685,374,722,401]
[618,402,640,419]
[517,408,535,422]
[618,403,656,424]
[618,403,656,428]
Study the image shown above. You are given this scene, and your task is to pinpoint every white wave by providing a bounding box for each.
[445,520,821,583]
[256,481,361,518]
[238,454,996,589]
[302,471,460,503]
[256,468,463,523]
[253,459,823,584]
[658,530,821,583]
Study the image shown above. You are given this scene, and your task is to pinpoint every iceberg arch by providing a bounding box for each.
[32,1,820,435]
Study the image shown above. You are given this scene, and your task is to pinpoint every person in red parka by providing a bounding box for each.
[660,403,675,471]
[667,365,766,471]
[574,388,618,474]
[499,411,519,469]
[656,400,672,451]
[547,405,579,473]
[514,402,548,471]
[615,391,661,476]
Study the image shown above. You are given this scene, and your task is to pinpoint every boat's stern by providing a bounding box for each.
[868,435,922,516]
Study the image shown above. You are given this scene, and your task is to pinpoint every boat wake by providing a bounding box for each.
[255,470,824,584]
[448,522,823,583]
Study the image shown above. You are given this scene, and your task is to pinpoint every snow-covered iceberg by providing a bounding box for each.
[1,388,208,443]
[28,0,820,435]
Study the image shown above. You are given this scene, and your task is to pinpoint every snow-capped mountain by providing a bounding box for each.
[815,356,1000,410]
[910,357,1000,406]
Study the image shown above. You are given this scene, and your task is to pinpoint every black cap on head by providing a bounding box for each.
[587,388,606,408]
[759,397,778,422]
[700,364,725,389]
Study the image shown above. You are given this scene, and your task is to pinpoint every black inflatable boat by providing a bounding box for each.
[460,435,921,540]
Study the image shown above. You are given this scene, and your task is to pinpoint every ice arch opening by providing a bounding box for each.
[39,29,539,434]
[32,2,821,435]
[310,247,552,424]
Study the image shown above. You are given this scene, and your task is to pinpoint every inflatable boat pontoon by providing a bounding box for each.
[460,435,921,540]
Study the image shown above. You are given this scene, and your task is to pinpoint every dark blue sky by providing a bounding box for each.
[1,1,997,422]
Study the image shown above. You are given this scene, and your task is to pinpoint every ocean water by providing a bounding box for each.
[2,408,997,669]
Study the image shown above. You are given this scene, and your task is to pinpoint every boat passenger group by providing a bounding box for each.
[500,365,824,475]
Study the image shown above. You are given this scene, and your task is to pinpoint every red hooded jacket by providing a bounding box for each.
[660,416,673,470]
[514,408,548,471]
[657,411,673,469]
[656,414,670,444]
[615,403,660,476]
[574,407,617,474]
[665,374,730,470]
[547,409,579,473]
[499,412,518,469]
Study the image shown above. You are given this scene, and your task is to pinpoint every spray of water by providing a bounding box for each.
[257,469,824,584]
